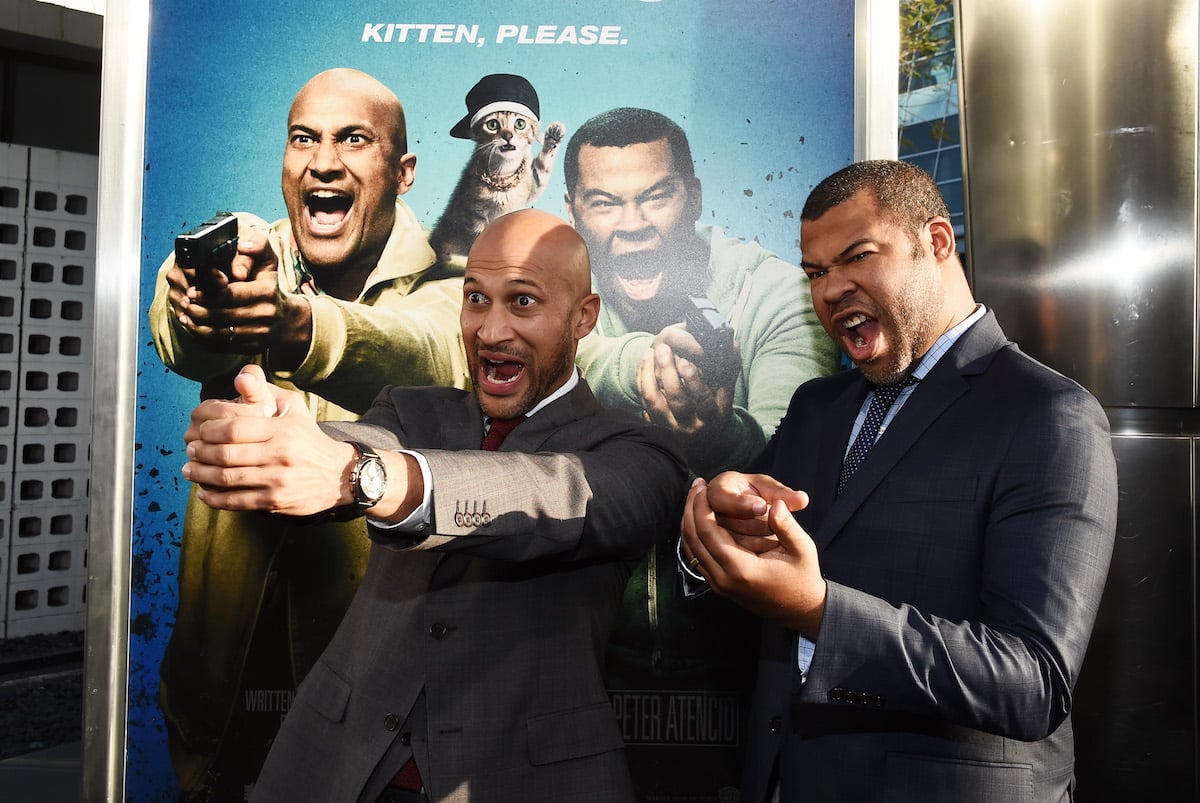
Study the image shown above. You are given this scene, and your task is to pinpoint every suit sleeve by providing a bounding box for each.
[392,420,687,564]
[802,384,1118,741]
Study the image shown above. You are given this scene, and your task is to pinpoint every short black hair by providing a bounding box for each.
[802,160,949,256]
[563,108,695,193]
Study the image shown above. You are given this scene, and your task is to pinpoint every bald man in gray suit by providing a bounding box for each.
[183,209,688,802]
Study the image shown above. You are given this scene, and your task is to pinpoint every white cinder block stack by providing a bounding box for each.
[4,145,96,638]
[0,142,28,636]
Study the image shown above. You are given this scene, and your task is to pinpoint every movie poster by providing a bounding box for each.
[129,1,855,800]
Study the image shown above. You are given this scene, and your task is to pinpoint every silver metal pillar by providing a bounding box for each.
[958,0,1198,797]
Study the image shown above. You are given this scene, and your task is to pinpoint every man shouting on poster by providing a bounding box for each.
[148,68,467,801]
[563,109,838,789]
[566,108,836,478]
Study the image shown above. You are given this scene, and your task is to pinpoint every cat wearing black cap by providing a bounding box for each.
[430,111,565,266]
[430,73,565,266]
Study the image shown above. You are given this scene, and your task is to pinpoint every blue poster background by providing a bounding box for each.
[130,1,854,799]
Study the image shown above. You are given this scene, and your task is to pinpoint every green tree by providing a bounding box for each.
[899,0,956,148]
[900,0,953,86]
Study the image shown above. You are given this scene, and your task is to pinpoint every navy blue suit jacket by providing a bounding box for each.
[741,311,1118,802]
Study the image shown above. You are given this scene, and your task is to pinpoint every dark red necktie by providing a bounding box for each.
[389,757,422,792]
[481,416,525,450]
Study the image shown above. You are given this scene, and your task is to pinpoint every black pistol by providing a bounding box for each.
[683,295,740,388]
[175,212,239,289]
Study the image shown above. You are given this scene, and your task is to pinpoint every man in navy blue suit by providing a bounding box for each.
[680,160,1118,802]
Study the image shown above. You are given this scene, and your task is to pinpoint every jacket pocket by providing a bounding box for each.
[297,660,352,724]
[884,753,1033,803]
[527,700,625,766]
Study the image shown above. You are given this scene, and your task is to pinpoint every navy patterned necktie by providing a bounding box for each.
[836,375,917,495]
[481,416,525,450]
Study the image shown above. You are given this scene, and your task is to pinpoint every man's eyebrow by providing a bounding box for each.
[505,276,543,293]
[334,123,376,138]
[634,176,679,201]
[464,275,544,293]
[800,237,874,270]
[286,123,375,138]
[579,187,622,202]
[578,176,678,202]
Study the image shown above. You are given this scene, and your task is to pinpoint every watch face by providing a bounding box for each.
[359,458,387,502]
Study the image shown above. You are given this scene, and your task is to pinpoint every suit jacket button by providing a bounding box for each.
[400,732,412,746]
[430,622,450,639]
[829,687,845,702]
[769,716,783,734]
[384,713,400,731]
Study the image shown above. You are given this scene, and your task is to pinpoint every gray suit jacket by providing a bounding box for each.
[740,312,1118,802]
[250,380,687,802]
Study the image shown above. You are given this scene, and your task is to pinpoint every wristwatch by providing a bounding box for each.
[348,441,387,509]
[319,441,387,522]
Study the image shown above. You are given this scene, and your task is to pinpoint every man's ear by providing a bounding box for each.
[574,292,601,339]
[927,216,956,261]
[395,153,417,196]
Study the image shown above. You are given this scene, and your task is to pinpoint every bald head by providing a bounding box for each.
[291,68,408,154]
[468,209,593,302]
[461,209,600,419]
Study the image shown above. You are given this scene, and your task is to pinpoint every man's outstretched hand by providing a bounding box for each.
[182,364,354,516]
[680,472,827,637]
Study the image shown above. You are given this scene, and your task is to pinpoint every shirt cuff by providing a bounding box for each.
[369,449,433,533]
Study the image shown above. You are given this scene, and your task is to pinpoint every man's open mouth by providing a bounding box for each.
[840,311,883,361]
[306,190,352,232]
[843,312,871,348]
[615,272,664,301]
[480,357,525,393]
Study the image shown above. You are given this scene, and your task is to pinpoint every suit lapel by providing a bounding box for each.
[813,311,1010,551]
[496,379,598,453]
[430,381,594,585]
[446,392,486,450]
[815,370,966,548]
[813,379,870,506]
